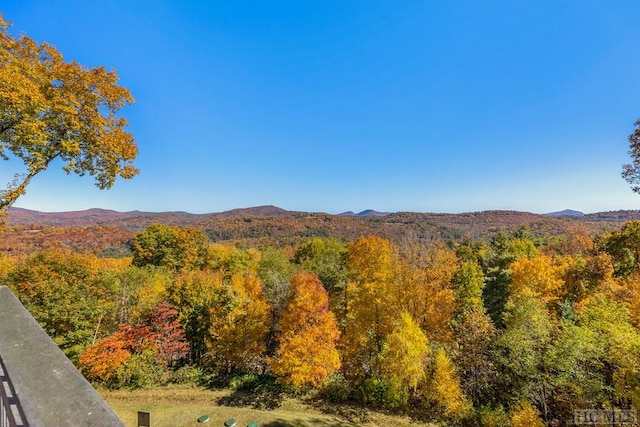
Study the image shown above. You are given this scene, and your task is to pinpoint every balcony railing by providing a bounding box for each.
[0,355,27,427]
[0,286,123,426]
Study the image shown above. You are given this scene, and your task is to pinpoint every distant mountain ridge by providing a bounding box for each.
[8,206,640,227]
[338,209,391,217]
[8,205,391,225]
[215,205,294,217]
[6,205,292,226]
[4,205,639,257]
[545,209,585,217]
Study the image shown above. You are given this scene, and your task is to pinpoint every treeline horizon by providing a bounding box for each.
[3,222,640,426]
[3,207,638,260]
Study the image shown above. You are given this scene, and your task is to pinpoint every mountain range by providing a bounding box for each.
[6,205,640,226]
[3,206,640,257]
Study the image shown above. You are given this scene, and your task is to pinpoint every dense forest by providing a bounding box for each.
[3,206,638,257]
[3,215,640,426]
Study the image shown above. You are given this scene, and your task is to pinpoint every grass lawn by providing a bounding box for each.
[100,386,435,427]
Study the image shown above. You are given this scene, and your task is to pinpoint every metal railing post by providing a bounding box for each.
[0,355,27,427]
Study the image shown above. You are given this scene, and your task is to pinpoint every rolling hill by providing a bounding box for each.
[1,206,634,257]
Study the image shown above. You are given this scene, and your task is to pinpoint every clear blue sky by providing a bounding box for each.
[2,1,640,214]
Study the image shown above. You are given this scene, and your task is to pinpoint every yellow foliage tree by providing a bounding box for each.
[269,271,340,388]
[0,252,15,282]
[207,273,270,373]
[431,347,470,419]
[207,243,260,277]
[620,275,640,328]
[379,311,429,406]
[341,236,399,380]
[599,272,640,328]
[130,268,172,323]
[510,254,568,307]
[397,244,458,343]
[0,15,137,211]
[510,401,545,427]
[563,253,615,307]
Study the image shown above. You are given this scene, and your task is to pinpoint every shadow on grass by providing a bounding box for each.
[260,418,354,427]
[217,388,285,410]
[304,392,433,426]
[303,398,372,425]
[205,373,286,410]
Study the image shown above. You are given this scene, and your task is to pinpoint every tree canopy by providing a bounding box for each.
[7,223,640,423]
[0,15,137,211]
[622,118,640,194]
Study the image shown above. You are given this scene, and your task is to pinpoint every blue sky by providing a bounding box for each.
[2,1,640,214]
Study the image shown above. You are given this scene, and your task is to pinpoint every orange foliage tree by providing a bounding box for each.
[78,322,157,383]
[78,329,131,382]
[269,271,340,388]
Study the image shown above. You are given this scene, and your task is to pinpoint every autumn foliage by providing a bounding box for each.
[269,271,340,388]
[78,330,131,382]
[0,15,137,211]
[7,221,640,424]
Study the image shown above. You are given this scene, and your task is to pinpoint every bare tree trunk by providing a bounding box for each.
[0,168,45,211]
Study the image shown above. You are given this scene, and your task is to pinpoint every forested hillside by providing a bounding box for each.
[2,207,630,257]
[3,213,640,426]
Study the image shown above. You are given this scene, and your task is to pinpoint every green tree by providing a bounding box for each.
[597,221,640,278]
[7,249,102,361]
[131,224,209,271]
[88,263,172,337]
[256,247,294,357]
[577,295,640,406]
[452,260,485,316]
[168,270,226,362]
[483,230,539,326]
[257,246,294,313]
[622,118,640,193]
[293,237,347,294]
[493,290,553,420]
[544,318,600,420]
[0,15,137,211]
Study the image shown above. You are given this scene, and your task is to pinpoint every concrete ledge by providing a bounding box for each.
[0,285,123,426]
